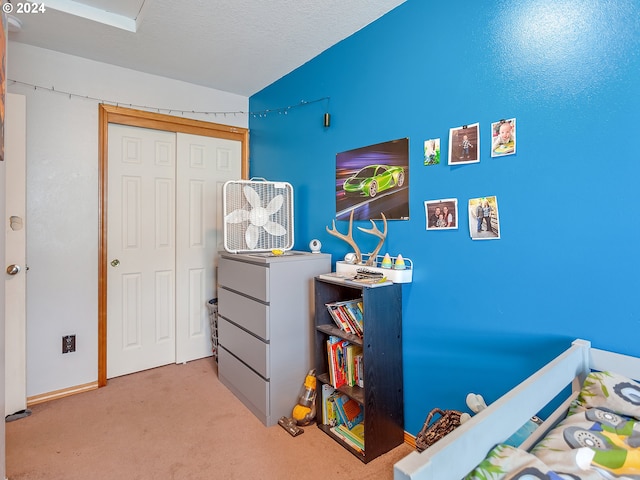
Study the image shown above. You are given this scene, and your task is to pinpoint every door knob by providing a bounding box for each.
[111,259,120,267]
[6,264,21,275]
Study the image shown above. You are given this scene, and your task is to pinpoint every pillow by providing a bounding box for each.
[573,371,640,419]
[532,410,637,479]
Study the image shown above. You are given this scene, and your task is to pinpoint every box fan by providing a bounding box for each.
[223,178,294,253]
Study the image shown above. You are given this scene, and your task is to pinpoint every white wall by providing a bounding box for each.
[7,42,249,397]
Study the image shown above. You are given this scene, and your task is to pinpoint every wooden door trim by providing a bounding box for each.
[98,104,249,387]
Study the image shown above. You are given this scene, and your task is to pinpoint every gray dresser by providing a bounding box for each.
[217,251,331,426]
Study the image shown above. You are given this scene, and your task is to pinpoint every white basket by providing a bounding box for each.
[336,254,413,283]
[206,299,218,361]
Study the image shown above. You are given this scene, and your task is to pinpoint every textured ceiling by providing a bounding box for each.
[8,0,406,96]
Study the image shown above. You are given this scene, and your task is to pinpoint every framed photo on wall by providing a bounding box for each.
[424,138,440,166]
[424,198,458,230]
[491,118,516,157]
[468,196,500,240]
[448,123,479,165]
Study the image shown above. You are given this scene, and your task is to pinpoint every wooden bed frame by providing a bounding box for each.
[393,339,640,480]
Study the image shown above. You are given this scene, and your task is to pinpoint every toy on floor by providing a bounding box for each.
[278,369,317,437]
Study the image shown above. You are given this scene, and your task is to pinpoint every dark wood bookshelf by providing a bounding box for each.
[314,277,404,463]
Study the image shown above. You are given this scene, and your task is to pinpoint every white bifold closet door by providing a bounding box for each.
[107,124,241,378]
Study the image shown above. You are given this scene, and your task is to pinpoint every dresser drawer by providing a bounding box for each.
[218,317,269,379]
[218,257,269,302]
[218,347,269,420]
[218,287,269,340]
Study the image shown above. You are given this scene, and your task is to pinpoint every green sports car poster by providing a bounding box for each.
[335,138,409,221]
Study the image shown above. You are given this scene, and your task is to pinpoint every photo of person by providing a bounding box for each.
[448,123,479,165]
[491,118,516,157]
[423,138,441,166]
[468,196,500,240]
[424,198,458,230]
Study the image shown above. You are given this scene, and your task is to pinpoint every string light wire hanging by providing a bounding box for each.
[8,78,329,120]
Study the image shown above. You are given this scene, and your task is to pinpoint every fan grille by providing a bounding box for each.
[223,180,294,253]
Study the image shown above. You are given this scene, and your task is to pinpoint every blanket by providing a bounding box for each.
[465,371,640,479]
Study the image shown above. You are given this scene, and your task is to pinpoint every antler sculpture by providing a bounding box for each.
[358,213,387,265]
[326,210,362,264]
[326,211,387,266]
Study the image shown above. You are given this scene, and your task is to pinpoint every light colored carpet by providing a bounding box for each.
[6,357,413,479]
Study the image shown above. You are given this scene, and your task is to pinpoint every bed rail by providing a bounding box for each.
[394,339,592,480]
[590,347,640,379]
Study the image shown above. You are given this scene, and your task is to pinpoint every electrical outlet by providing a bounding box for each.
[62,335,76,354]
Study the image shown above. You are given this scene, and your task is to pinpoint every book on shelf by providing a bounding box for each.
[318,271,357,283]
[355,353,364,388]
[326,337,337,387]
[327,336,364,388]
[326,298,364,337]
[333,423,365,450]
[345,344,363,387]
[348,423,365,447]
[333,393,364,429]
[348,276,393,287]
[330,425,364,453]
[321,384,338,426]
[343,300,364,333]
[318,271,393,288]
[326,304,356,335]
[340,305,361,336]
[337,304,361,337]
[327,336,349,388]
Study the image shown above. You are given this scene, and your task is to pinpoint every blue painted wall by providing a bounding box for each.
[248,0,640,435]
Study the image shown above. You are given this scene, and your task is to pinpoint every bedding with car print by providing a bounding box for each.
[465,371,640,479]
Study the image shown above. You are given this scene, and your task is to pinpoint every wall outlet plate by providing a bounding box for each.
[62,335,76,354]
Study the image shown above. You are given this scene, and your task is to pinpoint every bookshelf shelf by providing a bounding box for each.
[317,423,366,459]
[316,324,363,346]
[314,277,404,463]
[317,372,365,404]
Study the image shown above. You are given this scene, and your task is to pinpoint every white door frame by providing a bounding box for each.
[98,105,248,387]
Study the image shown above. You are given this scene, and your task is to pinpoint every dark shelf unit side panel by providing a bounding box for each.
[361,283,404,460]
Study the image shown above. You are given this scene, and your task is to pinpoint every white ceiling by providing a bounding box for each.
[7,0,407,97]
